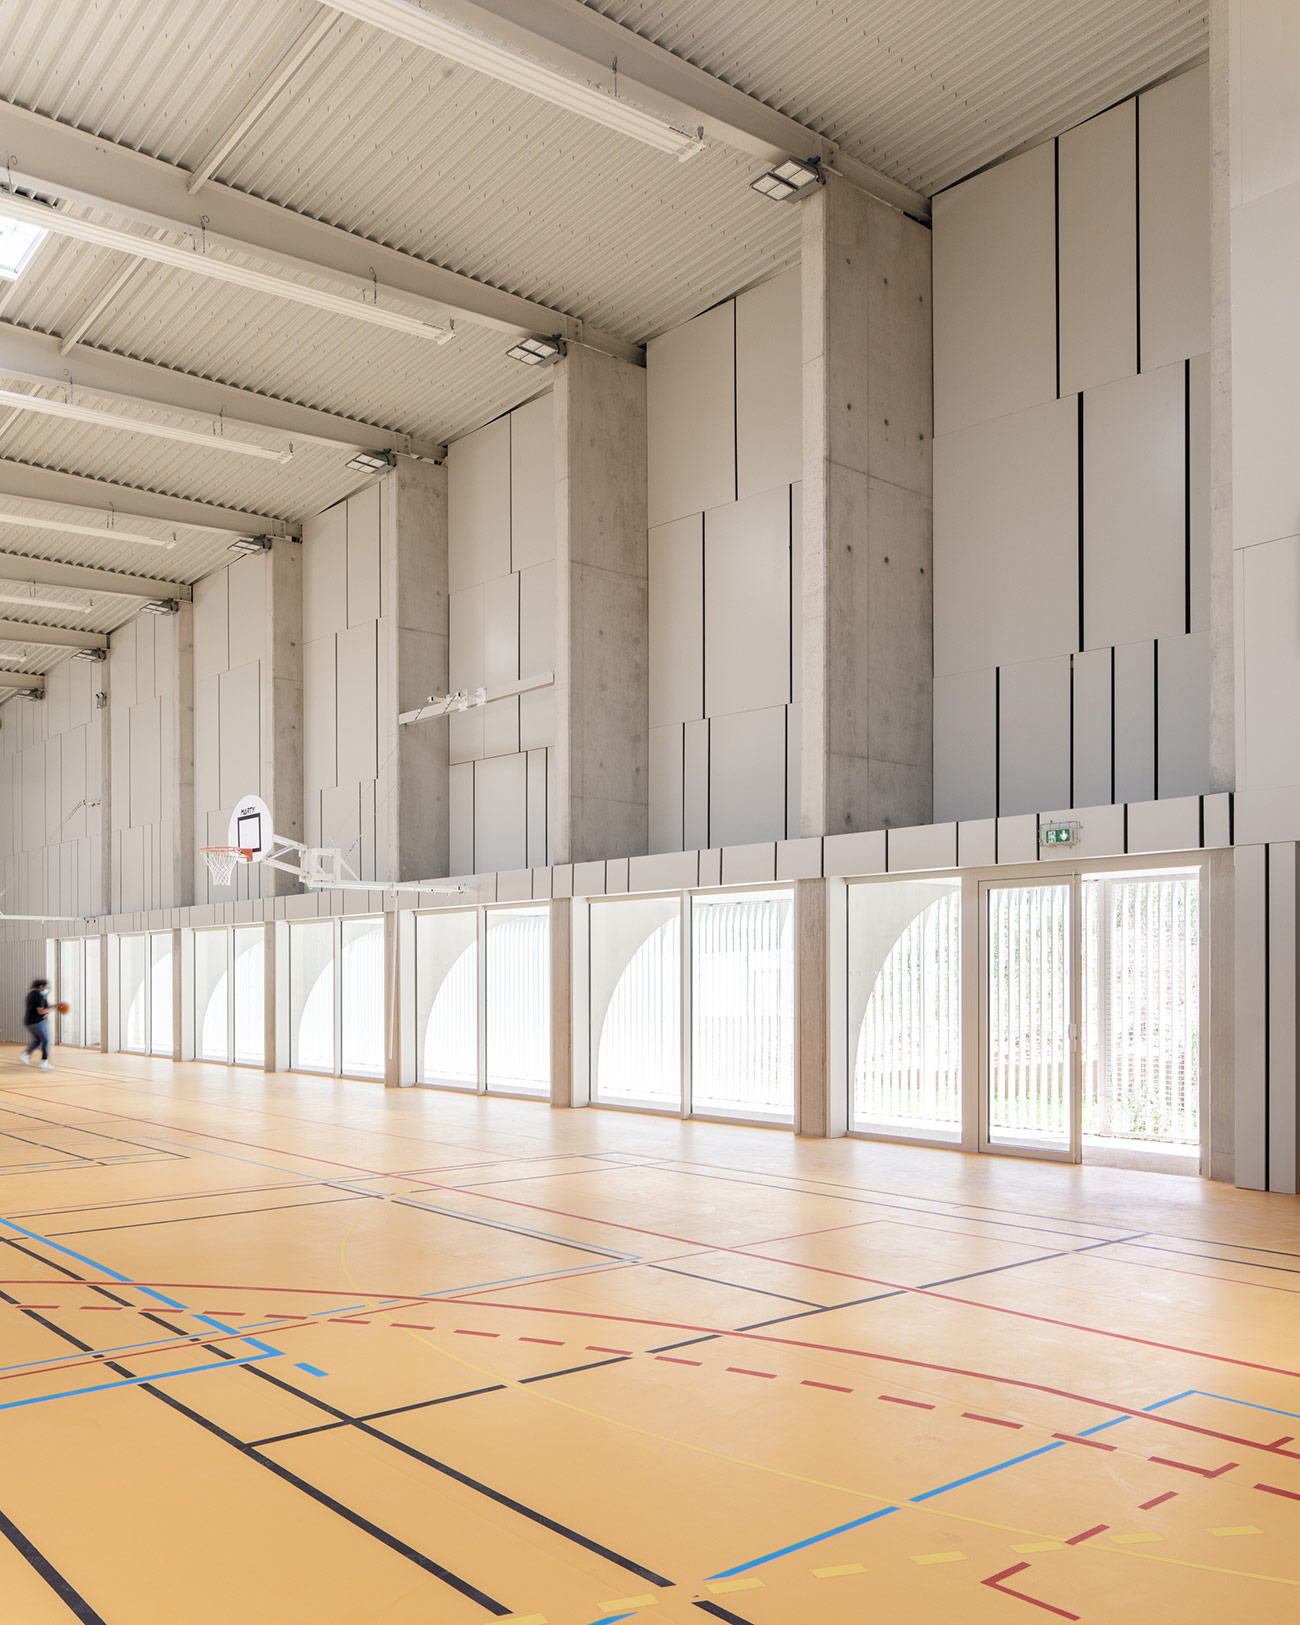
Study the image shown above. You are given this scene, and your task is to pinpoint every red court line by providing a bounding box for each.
[880,1395,934,1410]
[1065,1525,1108,1546]
[803,1380,852,1393]
[656,1356,701,1367]
[1268,1435,1295,1449]
[1148,1456,1237,1478]
[1256,1482,1300,1502]
[727,1367,776,1379]
[982,1563,1080,1620]
[587,1346,632,1356]
[454,1329,498,1339]
[1138,1491,1178,1510]
[519,1337,562,1346]
[1052,1434,1115,1451]
[965,1412,1023,1429]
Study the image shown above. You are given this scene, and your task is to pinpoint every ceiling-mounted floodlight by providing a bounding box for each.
[230,534,274,557]
[344,449,397,475]
[506,336,566,368]
[71,647,108,662]
[750,158,824,201]
[15,687,42,700]
[140,599,179,616]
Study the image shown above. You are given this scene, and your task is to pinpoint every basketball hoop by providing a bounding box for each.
[201,845,251,887]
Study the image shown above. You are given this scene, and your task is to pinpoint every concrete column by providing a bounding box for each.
[379,457,448,881]
[261,920,277,1073]
[553,343,649,865]
[382,906,415,1088]
[548,896,576,1106]
[801,171,933,837]
[792,878,847,1137]
[260,538,304,892]
[166,602,195,907]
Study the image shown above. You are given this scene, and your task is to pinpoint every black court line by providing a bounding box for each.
[694,1600,757,1624]
[49,1191,375,1237]
[385,1192,629,1261]
[10,1173,343,1222]
[0,1241,510,1617]
[0,1501,110,1624]
[0,1105,186,1162]
[648,1263,826,1309]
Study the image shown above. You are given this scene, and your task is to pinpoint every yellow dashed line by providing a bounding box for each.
[812,1563,867,1578]
[1012,1541,1066,1554]
[1208,1526,1263,1538]
[911,1551,968,1565]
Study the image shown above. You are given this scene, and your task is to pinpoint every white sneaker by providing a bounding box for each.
[38,1060,52,1071]
[18,1052,28,1066]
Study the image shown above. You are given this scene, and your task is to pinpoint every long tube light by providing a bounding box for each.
[317,0,701,156]
[0,509,173,549]
[0,387,291,462]
[0,194,458,343]
[0,587,91,615]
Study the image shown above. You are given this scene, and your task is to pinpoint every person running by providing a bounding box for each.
[20,977,53,1070]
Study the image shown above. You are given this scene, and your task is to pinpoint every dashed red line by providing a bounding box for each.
[1064,1525,1108,1546]
[391,1322,435,1330]
[1267,1435,1295,1450]
[79,1305,121,1311]
[982,1563,1079,1620]
[329,1318,371,1325]
[802,1380,852,1393]
[454,1329,498,1338]
[1052,1434,1115,1451]
[1255,1482,1300,1502]
[13,1305,57,1310]
[656,1356,701,1366]
[964,1412,1023,1429]
[880,1394,934,1409]
[1148,1456,1236,1478]
[586,1346,632,1356]
[1138,1491,1178,1510]
[519,1337,563,1346]
[727,1367,776,1379]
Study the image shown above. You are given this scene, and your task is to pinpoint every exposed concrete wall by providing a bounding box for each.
[1209,1,1235,791]
[167,603,195,910]
[553,343,649,864]
[380,457,448,881]
[801,172,933,838]
[261,539,304,894]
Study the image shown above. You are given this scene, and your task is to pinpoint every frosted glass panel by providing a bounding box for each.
[850,880,961,1140]
[120,936,147,1053]
[691,891,794,1120]
[291,920,335,1074]
[341,918,385,1078]
[416,911,478,1088]
[986,885,1071,1151]
[58,939,81,1047]
[83,938,100,1049]
[194,930,229,1062]
[149,934,173,1056]
[591,895,681,1108]
[233,928,265,1067]
[485,907,549,1095]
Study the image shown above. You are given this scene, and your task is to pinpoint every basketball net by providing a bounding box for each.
[200,846,250,887]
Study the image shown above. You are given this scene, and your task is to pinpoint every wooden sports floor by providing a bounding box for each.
[0,1051,1297,1624]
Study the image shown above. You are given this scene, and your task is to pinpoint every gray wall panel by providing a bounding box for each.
[933,668,996,822]
[998,655,1071,817]
[1058,99,1137,395]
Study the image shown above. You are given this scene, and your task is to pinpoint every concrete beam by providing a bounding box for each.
[339,0,929,222]
[0,552,191,601]
[0,459,294,538]
[0,102,639,359]
[801,172,933,836]
[0,618,106,649]
[0,323,443,459]
[259,539,304,895]
[553,343,649,864]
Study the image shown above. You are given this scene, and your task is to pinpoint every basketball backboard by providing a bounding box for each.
[228,794,273,861]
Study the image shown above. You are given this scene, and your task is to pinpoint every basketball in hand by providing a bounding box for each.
[57,1002,70,1014]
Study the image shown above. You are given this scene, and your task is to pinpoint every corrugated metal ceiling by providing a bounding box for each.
[0,0,1207,620]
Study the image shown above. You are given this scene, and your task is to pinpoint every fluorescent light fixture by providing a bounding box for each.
[0,588,92,615]
[0,386,291,462]
[0,508,174,548]
[344,449,396,475]
[0,214,47,280]
[229,534,274,556]
[506,336,565,367]
[140,599,180,615]
[0,192,457,342]
[750,158,823,201]
[317,0,700,156]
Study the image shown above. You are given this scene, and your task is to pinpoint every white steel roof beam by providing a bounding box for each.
[0,619,107,650]
[0,324,442,459]
[0,459,294,539]
[0,102,639,360]
[0,553,190,601]
[0,673,45,691]
[323,0,930,221]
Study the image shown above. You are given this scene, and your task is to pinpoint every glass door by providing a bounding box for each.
[981,879,1079,1160]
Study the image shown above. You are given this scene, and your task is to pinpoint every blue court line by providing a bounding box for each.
[1190,1391,1300,1422]
[0,1352,275,1413]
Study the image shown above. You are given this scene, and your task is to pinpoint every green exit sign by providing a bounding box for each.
[1041,822,1081,848]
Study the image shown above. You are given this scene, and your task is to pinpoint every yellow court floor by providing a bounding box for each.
[0,1051,1297,1624]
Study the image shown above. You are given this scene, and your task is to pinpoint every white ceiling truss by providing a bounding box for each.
[0,0,1206,685]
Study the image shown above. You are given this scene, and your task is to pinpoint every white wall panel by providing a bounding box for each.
[482,696,520,759]
[932,142,1057,437]
[482,572,520,689]
[519,560,555,752]
[193,571,229,680]
[933,667,996,822]
[934,397,1078,675]
[708,706,786,847]
[682,716,709,851]
[1240,535,1300,791]
[1188,351,1210,632]
[473,752,527,873]
[194,672,220,817]
[303,502,347,641]
[346,483,382,627]
[736,266,801,500]
[647,301,736,527]
[510,392,556,571]
[1083,363,1186,649]
[448,761,474,874]
[1113,640,1155,803]
[704,486,791,718]
[128,699,162,827]
[448,707,484,766]
[1072,646,1112,809]
[448,584,484,690]
[1139,65,1211,371]
[1058,100,1137,394]
[218,661,261,808]
[648,725,683,855]
[1234,0,1300,203]
[448,416,511,591]
[136,617,156,702]
[1157,631,1210,799]
[227,554,266,670]
[648,513,704,728]
[303,635,336,794]
[335,622,377,787]
[998,655,1071,816]
[785,701,800,839]
[526,747,549,867]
